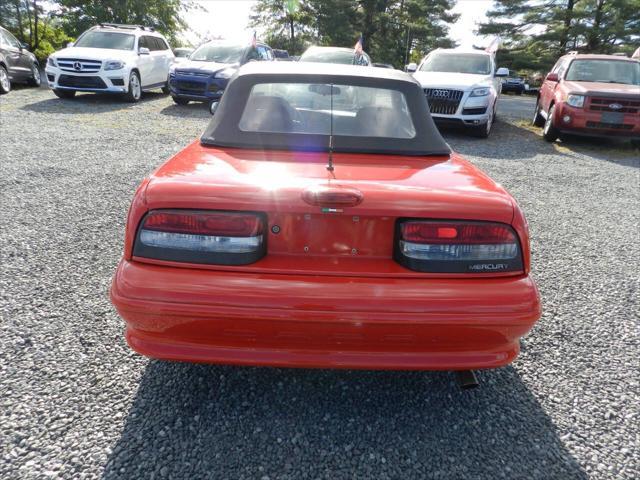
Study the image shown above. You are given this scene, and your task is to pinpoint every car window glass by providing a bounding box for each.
[239,82,416,139]
[158,38,169,50]
[565,59,639,85]
[4,30,21,48]
[551,59,564,74]
[191,43,244,63]
[419,53,491,75]
[138,36,148,50]
[557,60,568,78]
[75,31,135,50]
[245,46,261,62]
[146,36,159,51]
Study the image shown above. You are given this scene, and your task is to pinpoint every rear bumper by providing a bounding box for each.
[110,260,541,370]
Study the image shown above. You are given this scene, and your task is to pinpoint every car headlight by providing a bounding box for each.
[566,94,585,108]
[104,60,125,71]
[470,87,491,97]
[215,67,236,79]
[47,57,57,67]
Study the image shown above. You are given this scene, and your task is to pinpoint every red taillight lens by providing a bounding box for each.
[143,211,263,237]
[133,210,266,266]
[401,222,517,244]
[396,220,523,274]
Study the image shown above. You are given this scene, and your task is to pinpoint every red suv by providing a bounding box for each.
[533,53,640,146]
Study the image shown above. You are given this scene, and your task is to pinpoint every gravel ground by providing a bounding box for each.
[1,86,638,480]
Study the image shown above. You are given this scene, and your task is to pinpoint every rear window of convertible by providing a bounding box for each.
[238,83,416,139]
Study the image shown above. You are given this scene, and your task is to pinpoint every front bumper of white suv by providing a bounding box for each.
[422,87,494,127]
[45,58,131,94]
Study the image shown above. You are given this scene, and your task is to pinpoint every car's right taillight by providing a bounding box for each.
[133,210,265,265]
[395,220,523,274]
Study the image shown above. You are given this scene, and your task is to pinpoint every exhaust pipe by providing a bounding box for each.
[456,370,479,390]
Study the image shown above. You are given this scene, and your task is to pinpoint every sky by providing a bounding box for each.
[183,0,495,48]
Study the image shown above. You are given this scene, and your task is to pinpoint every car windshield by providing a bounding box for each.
[565,59,640,85]
[419,53,491,75]
[300,49,367,66]
[191,44,244,63]
[74,32,135,50]
[238,82,415,139]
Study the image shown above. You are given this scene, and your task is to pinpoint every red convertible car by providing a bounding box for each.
[111,63,541,387]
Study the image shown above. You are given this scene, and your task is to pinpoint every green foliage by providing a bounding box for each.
[0,0,195,60]
[250,0,459,67]
[480,0,640,73]
[0,1,72,62]
[57,0,193,45]
[32,19,73,61]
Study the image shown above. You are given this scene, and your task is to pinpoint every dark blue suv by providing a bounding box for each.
[169,40,274,107]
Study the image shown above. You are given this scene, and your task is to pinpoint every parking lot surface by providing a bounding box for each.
[1,87,638,479]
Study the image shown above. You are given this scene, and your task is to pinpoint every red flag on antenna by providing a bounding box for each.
[354,35,363,55]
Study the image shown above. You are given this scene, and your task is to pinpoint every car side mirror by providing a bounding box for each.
[139,47,150,55]
[495,67,509,77]
[405,62,417,73]
[545,72,559,82]
[209,101,219,115]
[67,42,74,48]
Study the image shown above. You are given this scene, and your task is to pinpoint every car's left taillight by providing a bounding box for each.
[394,220,523,274]
[133,210,266,265]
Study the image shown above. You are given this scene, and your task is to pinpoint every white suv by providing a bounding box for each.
[45,24,174,102]
[408,49,508,137]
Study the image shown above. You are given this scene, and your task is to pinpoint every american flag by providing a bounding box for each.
[354,35,363,55]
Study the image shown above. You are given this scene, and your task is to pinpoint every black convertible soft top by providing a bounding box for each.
[201,62,451,156]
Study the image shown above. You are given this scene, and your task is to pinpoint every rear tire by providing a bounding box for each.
[0,65,10,94]
[123,71,142,103]
[532,99,545,127]
[53,89,76,99]
[172,96,189,106]
[28,63,41,87]
[542,104,559,142]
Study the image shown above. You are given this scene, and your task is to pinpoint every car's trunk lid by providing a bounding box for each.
[143,142,514,275]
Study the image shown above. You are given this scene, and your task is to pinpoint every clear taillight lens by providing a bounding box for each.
[133,210,265,265]
[395,220,523,273]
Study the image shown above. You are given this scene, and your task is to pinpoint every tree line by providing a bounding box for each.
[479,0,639,73]
[1,1,637,72]
[249,0,458,68]
[0,0,192,61]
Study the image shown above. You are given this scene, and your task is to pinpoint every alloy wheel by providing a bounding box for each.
[32,64,41,86]
[130,73,141,100]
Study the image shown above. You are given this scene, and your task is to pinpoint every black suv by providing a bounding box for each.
[0,25,41,94]
[501,71,525,95]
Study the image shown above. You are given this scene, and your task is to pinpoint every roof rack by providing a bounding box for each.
[95,23,155,32]
[611,52,628,57]
[567,50,579,55]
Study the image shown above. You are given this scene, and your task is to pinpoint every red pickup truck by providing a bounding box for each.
[533,53,640,146]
